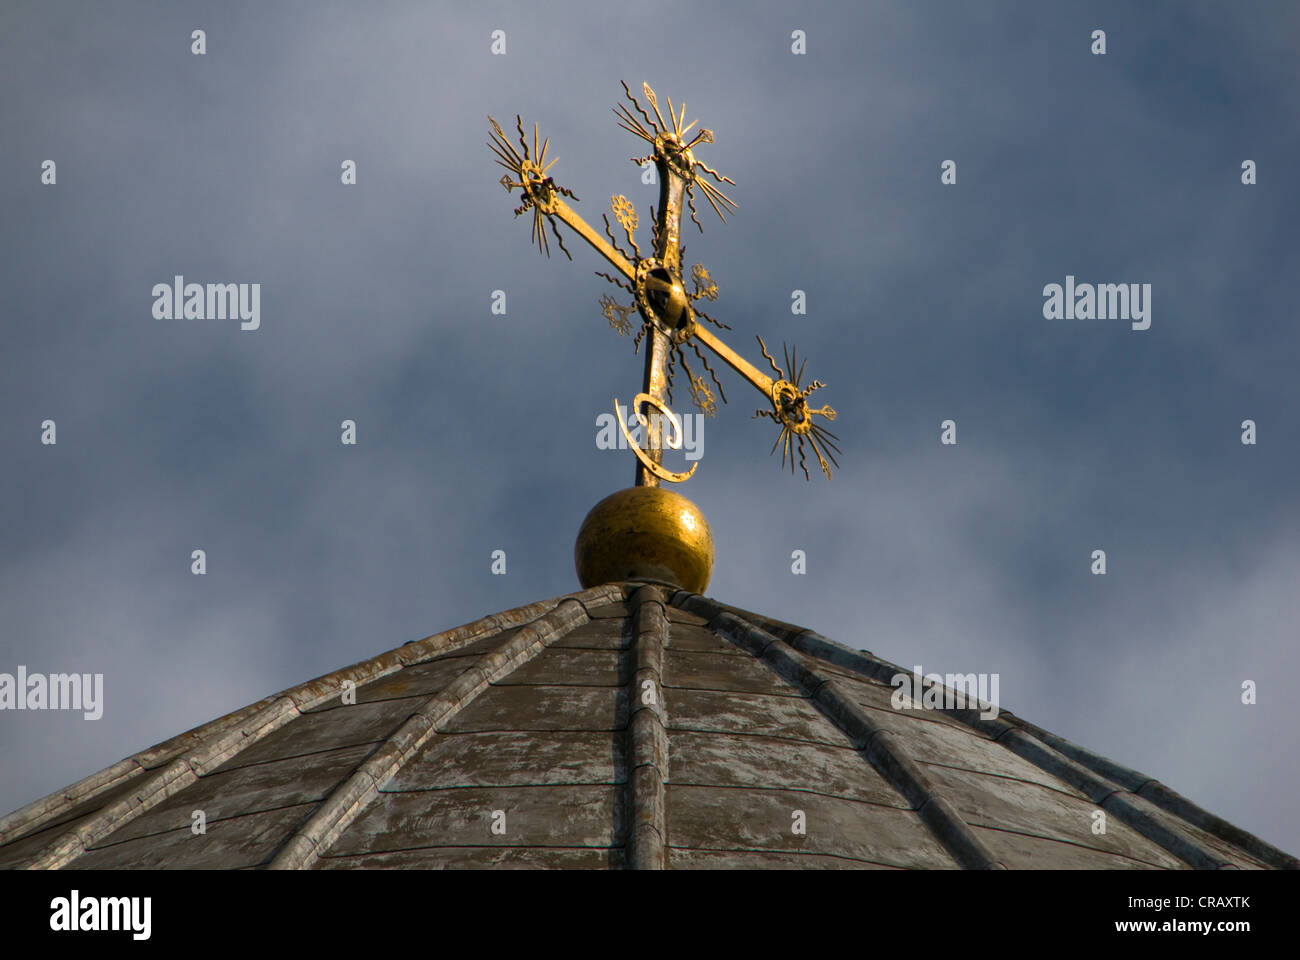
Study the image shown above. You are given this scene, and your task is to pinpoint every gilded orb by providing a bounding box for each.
[575,486,713,594]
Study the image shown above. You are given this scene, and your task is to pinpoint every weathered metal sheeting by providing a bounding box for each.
[442,684,627,733]
[673,595,1004,869]
[921,763,1185,869]
[327,785,622,857]
[668,848,901,869]
[665,783,958,868]
[75,805,320,870]
[667,688,858,748]
[551,618,632,651]
[667,730,906,807]
[386,730,626,791]
[318,845,625,870]
[1,579,1294,870]
[972,828,1167,870]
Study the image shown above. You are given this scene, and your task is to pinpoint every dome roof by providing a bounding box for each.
[1,581,1294,870]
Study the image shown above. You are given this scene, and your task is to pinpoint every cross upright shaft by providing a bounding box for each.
[637,167,687,487]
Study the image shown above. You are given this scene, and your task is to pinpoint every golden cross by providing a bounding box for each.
[488,82,839,483]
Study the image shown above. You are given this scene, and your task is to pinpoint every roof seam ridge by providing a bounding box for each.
[709,599,1008,696]
[19,696,304,870]
[266,583,623,870]
[670,591,1004,871]
[0,758,144,848]
[696,602,1295,869]
[774,624,1255,869]
[1007,724,1298,869]
[703,600,1020,731]
[994,727,1229,869]
[626,584,669,870]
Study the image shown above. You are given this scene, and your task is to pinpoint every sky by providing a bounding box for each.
[1,0,1297,857]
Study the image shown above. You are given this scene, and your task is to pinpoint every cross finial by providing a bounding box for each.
[488,82,840,483]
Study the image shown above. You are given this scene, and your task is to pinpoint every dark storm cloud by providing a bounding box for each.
[1,0,1296,852]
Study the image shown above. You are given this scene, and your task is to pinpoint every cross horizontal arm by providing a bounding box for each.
[692,324,775,401]
[548,197,636,281]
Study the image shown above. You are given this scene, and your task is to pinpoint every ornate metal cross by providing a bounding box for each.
[488,82,839,483]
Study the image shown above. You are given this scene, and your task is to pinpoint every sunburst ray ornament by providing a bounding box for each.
[487,115,578,259]
[615,82,737,232]
[488,83,840,483]
[753,338,840,481]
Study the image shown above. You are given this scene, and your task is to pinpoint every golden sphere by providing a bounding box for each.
[575,486,713,594]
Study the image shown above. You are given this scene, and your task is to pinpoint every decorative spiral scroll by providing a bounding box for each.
[614,394,698,483]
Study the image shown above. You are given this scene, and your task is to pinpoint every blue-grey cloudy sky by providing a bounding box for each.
[2,0,1297,856]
